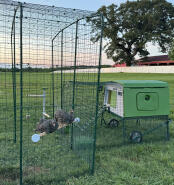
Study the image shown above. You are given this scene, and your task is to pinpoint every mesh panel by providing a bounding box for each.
[0,0,103,184]
[53,17,103,175]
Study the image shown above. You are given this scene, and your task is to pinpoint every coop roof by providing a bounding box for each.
[107,80,168,88]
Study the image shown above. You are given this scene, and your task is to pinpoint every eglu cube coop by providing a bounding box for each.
[100,80,170,143]
[0,0,103,184]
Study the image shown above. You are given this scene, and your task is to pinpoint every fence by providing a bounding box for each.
[101,66,174,73]
[0,0,103,184]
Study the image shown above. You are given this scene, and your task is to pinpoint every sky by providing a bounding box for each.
[12,0,174,65]
[17,0,133,11]
[17,0,174,11]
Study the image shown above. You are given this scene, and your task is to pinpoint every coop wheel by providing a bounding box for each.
[108,119,119,128]
[130,131,142,143]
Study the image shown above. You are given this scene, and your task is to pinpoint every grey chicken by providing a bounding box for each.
[35,118,58,134]
[35,109,74,136]
[54,109,74,129]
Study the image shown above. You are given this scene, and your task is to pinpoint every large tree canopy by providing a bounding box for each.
[90,0,174,66]
[169,40,174,60]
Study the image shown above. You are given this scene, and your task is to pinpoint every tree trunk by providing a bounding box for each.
[126,57,133,66]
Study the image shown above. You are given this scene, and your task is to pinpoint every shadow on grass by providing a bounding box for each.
[0,165,90,185]
[22,168,89,185]
[0,166,20,184]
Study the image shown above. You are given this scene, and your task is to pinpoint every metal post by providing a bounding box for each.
[72,21,78,111]
[61,31,63,109]
[19,3,23,185]
[43,88,46,119]
[122,119,126,143]
[71,21,78,150]
[13,17,17,143]
[11,7,17,143]
[51,40,55,117]
[91,14,104,174]
[166,120,170,141]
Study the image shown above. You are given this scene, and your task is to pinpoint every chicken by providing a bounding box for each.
[35,118,58,136]
[54,109,74,129]
[35,109,74,136]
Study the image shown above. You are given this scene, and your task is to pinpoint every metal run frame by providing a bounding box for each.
[8,1,104,183]
[52,14,104,174]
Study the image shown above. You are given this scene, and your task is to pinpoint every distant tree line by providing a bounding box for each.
[0,65,111,72]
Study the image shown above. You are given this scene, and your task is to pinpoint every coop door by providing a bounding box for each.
[137,92,159,111]
[108,90,117,108]
[104,86,124,117]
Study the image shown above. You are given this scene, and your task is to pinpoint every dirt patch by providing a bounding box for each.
[0,166,50,183]
[0,166,20,182]
[23,166,50,176]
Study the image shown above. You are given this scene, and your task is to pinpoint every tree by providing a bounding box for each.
[89,0,174,66]
[169,41,174,60]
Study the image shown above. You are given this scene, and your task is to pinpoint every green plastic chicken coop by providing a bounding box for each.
[101,80,171,143]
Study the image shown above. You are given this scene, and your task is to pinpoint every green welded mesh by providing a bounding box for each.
[0,0,102,184]
[96,114,169,150]
[53,16,103,176]
[97,89,169,148]
[123,116,169,143]
[0,1,20,184]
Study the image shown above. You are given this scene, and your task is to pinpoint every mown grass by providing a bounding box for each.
[0,72,174,185]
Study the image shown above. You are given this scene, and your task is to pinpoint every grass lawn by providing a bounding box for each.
[0,72,174,185]
[69,73,174,185]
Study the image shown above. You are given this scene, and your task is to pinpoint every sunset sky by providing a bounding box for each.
[16,0,174,63]
[1,0,173,66]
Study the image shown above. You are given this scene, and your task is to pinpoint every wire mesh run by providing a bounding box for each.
[97,88,170,147]
[52,15,103,175]
[0,0,103,184]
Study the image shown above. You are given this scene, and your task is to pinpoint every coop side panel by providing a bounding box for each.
[123,87,169,117]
